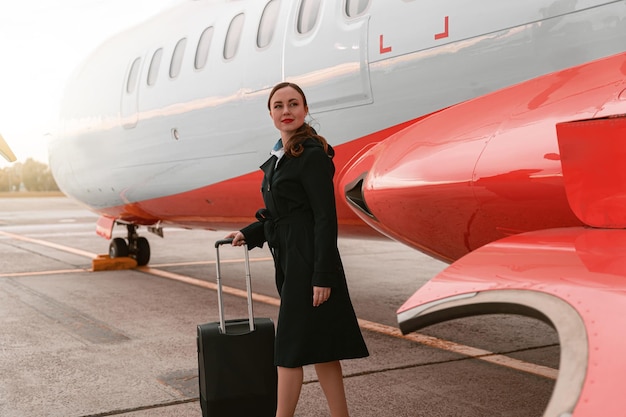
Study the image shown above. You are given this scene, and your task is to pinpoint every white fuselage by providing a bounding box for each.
[50,0,626,211]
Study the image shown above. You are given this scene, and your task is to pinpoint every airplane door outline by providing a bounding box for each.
[243,0,286,94]
[120,55,145,129]
[284,0,372,112]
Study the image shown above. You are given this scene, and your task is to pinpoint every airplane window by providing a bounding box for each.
[345,0,370,17]
[257,0,280,48]
[195,27,214,70]
[297,0,321,34]
[170,38,187,78]
[224,13,245,59]
[126,57,141,94]
[147,48,163,86]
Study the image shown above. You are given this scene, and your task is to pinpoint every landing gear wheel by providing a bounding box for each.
[107,223,153,266]
[109,237,129,258]
[133,236,151,266]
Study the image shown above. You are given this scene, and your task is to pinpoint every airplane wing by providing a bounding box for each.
[0,133,16,163]
[397,226,626,417]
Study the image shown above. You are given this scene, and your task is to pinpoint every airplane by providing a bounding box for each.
[12,0,625,415]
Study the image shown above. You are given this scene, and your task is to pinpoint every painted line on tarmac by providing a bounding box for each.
[0,269,89,278]
[0,230,97,259]
[360,320,558,380]
[139,265,558,380]
[139,266,281,307]
[149,257,274,268]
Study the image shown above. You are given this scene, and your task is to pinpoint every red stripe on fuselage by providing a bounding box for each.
[93,118,423,237]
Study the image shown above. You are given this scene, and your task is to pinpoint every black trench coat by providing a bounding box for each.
[241,137,369,368]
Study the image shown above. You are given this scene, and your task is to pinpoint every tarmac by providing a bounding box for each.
[0,197,559,416]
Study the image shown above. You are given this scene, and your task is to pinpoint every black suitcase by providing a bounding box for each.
[197,239,277,417]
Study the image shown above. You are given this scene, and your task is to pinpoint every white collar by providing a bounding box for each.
[270,139,284,166]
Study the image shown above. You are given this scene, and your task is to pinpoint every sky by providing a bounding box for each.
[0,0,182,168]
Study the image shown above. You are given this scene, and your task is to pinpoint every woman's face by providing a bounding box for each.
[269,86,308,141]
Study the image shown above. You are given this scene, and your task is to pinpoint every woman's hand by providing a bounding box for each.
[225,231,246,246]
[313,286,331,307]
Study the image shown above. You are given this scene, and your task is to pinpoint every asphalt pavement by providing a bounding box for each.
[0,197,558,416]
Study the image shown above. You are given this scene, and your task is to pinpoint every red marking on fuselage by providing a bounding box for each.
[91,119,422,239]
[435,16,449,40]
[379,34,392,54]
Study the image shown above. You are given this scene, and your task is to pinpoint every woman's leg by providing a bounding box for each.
[314,361,350,417]
[276,366,304,417]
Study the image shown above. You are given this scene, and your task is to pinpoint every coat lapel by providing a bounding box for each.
[261,155,278,191]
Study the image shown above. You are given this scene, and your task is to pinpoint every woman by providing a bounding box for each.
[226,82,369,417]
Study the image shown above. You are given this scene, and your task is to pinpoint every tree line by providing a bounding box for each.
[0,159,60,192]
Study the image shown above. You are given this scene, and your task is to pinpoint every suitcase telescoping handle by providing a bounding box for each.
[214,238,255,334]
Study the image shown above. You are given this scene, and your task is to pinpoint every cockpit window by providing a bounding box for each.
[170,38,187,78]
[224,13,245,59]
[345,0,370,17]
[257,0,280,48]
[195,27,214,70]
[297,0,321,34]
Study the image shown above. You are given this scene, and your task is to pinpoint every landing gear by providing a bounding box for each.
[108,224,151,266]
[134,236,150,266]
[109,237,129,258]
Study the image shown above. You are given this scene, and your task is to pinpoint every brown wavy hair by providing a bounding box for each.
[267,82,329,158]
